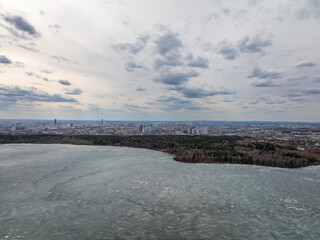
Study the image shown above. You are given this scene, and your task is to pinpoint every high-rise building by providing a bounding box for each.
[101,119,104,125]
[54,119,57,125]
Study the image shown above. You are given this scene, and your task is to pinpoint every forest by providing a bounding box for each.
[0,134,319,168]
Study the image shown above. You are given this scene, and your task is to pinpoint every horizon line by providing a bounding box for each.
[0,118,320,124]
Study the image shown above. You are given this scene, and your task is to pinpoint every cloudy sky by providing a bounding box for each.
[0,0,319,121]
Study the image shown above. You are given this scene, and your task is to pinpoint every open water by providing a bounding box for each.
[0,144,319,240]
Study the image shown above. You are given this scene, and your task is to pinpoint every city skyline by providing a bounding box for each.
[0,0,320,121]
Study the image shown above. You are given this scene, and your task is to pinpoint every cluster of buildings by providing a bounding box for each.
[0,119,319,149]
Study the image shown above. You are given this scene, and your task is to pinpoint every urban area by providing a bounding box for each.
[1,119,320,151]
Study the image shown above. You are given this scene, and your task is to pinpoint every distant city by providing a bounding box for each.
[1,119,320,151]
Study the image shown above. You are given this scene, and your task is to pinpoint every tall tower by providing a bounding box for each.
[54,119,57,125]
[101,119,103,125]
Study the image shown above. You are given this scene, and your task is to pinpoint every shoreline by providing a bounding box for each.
[1,134,319,168]
[5,143,320,170]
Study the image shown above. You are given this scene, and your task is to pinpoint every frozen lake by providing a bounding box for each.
[0,144,319,239]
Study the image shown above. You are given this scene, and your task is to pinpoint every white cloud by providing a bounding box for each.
[0,0,319,121]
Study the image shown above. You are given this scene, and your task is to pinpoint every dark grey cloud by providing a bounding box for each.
[296,0,320,20]
[0,101,39,110]
[115,31,185,71]
[291,98,306,102]
[66,88,83,95]
[303,89,320,95]
[156,96,191,105]
[249,99,260,105]
[155,32,183,56]
[312,76,320,82]
[217,35,272,60]
[58,105,76,110]
[0,85,78,103]
[294,61,316,69]
[284,93,302,98]
[124,103,150,111]
[180,88,235,98]
[183,105,211,111]
[251,80,276,87]
[217,41,239,60]
[25,72,50,82]
[112,36,149,55]
[58,80,71,86]
[12,42,39,52]
[186,54,209,68]
[247,67,283,79]
[154,71,199,85]
[153,96,209,111]
[136,87,146,91]
[153,52,184,69]
[249,96,283,104]
[4,15,39,37]
[238,35,272,53]
[285,75,309,82]
[125,62,144,72]
[0,55,12,64]
[160,104,207,111]
[265,99,286,105]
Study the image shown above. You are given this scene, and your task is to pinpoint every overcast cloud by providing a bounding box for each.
[4,15,40,37]
[0,0,319,121]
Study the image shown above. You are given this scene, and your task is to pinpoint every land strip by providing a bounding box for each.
[1,134,319,168]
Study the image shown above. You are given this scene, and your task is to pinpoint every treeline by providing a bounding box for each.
[0,134,319,168]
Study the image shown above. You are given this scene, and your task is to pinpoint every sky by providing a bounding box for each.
[0,0,319,121]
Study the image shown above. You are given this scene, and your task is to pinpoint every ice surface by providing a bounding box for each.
[0,144,319,239]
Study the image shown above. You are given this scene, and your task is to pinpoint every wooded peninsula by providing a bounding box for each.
[1,134,319,168]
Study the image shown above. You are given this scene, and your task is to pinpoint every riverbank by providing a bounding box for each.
[1,134,319,168]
